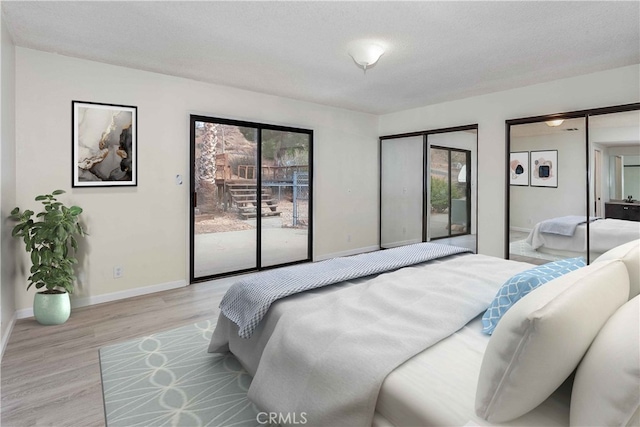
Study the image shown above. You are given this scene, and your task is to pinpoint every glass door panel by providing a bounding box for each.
[193,121,258,278]
[380,136,424,248]
[261,129,311,268]
[426,130,476,249]
[450,150,470,236]
[429,147,450,239]
[191,116,313,282]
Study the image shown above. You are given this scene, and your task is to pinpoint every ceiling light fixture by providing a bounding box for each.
[545,119,564,127]
[348,43,385,74]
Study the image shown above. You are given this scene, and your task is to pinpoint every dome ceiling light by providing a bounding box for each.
[545,119,565,127]
[348,42,385,74]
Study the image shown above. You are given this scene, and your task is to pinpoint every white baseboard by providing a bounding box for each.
[314,245,380,261]
[1,311,17,361]
[510,226,532,233]
[15,279,187,320]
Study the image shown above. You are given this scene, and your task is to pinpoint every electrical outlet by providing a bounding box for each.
[347,234,351,243]
[113,266,124,279]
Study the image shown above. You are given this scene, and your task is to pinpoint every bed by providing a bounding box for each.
[209,241,640,427]
[525,216,640,258]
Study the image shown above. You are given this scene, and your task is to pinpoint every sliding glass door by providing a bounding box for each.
[190,116,312,282]
[260,129,311,268]
[428,146,471,240]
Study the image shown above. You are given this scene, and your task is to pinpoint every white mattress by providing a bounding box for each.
[374,316,571,427]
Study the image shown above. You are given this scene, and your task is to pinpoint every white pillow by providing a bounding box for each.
[594,239,640,299]
[475,260,630,423]
[570,295,640,427]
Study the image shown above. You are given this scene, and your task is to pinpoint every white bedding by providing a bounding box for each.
[210,253,541,426]
[526,218,640,255]
[374,316,570,427]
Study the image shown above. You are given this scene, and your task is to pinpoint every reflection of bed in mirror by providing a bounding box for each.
[526,216,640,258]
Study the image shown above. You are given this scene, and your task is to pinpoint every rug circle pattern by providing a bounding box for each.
[99,320,261,426]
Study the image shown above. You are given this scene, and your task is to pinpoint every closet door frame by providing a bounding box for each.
[504,102,640,264]
[379,124,478,251]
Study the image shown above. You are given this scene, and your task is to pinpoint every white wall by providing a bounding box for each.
[510,131,587,230]
[379,65,640,257]
[9,49,640,315]
[1,15,17,355]
[14,48,379,312]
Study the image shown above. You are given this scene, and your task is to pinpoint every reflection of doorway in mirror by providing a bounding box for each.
[613,156,623,199]
[594,149,602,217]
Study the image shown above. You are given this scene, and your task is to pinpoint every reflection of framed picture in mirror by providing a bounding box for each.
[509,151,529,186]
[530,150,558,188]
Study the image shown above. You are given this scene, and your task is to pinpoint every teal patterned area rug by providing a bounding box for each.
[99,320,261,426]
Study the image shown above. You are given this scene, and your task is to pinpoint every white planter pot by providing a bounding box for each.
[33,291,71,325]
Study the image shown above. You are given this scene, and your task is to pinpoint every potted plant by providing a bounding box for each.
[10,190,86,325]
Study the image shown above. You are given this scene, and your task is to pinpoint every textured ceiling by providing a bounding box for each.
[2,1,639,115]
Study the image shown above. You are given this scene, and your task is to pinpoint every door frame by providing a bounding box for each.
[379,124,478,252]
[504,102,640,263]
[427,145,472,241]
[189,114,314,283]
[593,147,602,217]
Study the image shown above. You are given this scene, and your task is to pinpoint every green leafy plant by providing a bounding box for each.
[430,177,464,212]
[10,190,86,294]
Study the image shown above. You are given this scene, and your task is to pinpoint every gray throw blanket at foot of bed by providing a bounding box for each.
[246,254,529,426]
[539,215,599,236]
[220,242,471,338]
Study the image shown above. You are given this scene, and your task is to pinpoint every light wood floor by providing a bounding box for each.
[1,279,233,427]
[1,238,536,426]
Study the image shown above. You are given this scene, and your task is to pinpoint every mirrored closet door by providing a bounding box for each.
[588,110,640,256]
[506,103,640,265]
[380,136,424,248]
[380,126,477,252]
[508,117,587,263]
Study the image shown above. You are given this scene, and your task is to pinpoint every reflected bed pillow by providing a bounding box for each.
[482,257,586,334]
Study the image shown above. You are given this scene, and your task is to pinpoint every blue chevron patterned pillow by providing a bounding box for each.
[482,257,586,335]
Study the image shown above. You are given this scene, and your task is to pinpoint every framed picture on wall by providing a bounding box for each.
[530,150,558,188]
[509,151,529,186]
[72,101,137,187]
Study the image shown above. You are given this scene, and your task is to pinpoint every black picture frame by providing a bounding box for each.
[509,151,529,186]
[72,101,137,187]
[530,149,558,188]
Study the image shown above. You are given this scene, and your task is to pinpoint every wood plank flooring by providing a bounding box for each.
[1,237,538,426]
[1,279,233,427]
